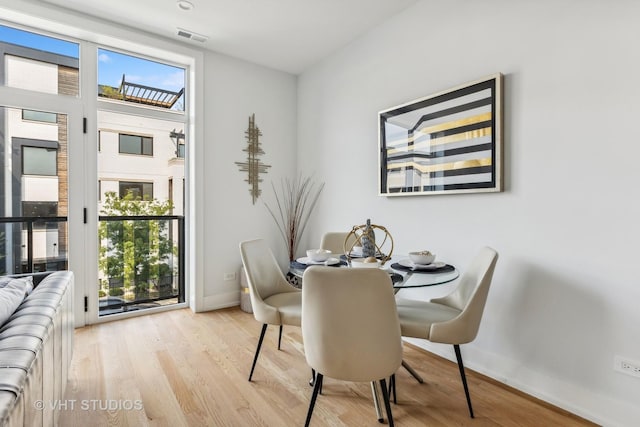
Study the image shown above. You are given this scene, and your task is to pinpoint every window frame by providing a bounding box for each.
[118,133,153,156]
[22,109,58,124]
[20,142,59,176]
[1,11,203,322]
[118,180,153,200]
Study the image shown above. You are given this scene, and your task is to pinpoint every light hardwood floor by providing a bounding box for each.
[59,307,596,426]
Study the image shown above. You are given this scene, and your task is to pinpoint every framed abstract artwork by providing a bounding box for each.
[379,73,503,196]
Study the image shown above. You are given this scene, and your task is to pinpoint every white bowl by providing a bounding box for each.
[350,258,381,268]
[307,249,332,262]
[409,251,435,265]
[349,246,363,256]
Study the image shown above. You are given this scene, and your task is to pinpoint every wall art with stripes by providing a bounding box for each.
[379,73,503,196]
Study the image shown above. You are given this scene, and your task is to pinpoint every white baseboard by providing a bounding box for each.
[403,338,639,427]
[196,290,240,312]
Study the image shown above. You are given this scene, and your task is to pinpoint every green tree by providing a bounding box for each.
[98,191,176,300]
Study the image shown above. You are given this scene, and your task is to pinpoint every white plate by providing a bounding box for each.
[296,257,341,266]
[347,251,383,258]
[350,258,381,268]
[397,259,446,270]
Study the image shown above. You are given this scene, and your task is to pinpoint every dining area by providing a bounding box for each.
[239,226,499,426]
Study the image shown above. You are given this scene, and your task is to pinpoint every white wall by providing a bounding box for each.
[199,51,297,309]
[6,55,58,93]
[297,0,640,425]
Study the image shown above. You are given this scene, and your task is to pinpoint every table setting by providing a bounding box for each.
[290,249,347,270]
[288,220,459,289]
[389,250,456,274]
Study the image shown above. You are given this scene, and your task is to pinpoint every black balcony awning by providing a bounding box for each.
[99,74,184,109]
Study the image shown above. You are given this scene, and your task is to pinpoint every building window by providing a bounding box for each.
[22,201,58,229]
[119,181,153,200]
[22,146,57,176]
[119,134,153,156]
[177,143,185,158]
[22,201,58,217]
[22,110,58,123]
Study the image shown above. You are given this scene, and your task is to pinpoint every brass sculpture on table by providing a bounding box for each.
[235,114,271,204]
[344,220,394,266]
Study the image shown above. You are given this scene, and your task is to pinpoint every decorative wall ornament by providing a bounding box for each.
[379,73,503,196]
[236,114,271,204]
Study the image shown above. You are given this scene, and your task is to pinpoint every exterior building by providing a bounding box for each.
[98,110,184,215]
[1,41,184,277]
[0,41,75,273]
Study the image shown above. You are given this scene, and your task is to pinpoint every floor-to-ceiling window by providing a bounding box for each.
[0,21,192,323]
[96,48,186,316]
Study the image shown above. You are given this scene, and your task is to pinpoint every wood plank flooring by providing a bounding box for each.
[59,307,597,426]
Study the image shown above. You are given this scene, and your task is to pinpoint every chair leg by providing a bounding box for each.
[278,325,283,350]
[401,359,424,383]
[379,378,394,427]
[305,373,323,427]
[370,382,383,423]
[248,324,268,382]
[388,374,396,404]
[454,344,474,418]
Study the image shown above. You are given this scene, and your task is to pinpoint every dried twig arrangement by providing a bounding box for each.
[264,175,325,261]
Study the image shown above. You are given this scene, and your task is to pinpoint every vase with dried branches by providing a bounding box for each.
[264,175,325,262]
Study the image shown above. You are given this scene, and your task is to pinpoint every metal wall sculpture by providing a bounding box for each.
[236,114,271,204]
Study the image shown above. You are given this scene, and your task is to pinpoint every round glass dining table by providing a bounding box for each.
[288,255,459,290]
[289,254,459,422]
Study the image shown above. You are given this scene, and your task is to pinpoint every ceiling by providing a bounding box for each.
[40,0,419,74]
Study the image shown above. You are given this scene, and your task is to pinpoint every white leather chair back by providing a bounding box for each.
[319,232,356,255]
[240,239,299,325]
[429,247,498,344]
[302,267,402,382]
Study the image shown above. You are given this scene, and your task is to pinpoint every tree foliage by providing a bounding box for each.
[98,191,176,297]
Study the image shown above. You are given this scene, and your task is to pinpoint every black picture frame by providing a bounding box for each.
[379,73,503,196]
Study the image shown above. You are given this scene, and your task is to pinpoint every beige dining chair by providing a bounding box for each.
[319,231,356,255]
[394,246,498,418]
[302,267,402,427]
[239,239,302,381]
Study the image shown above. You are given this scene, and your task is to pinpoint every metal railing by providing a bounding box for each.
[98,215,185,315]
[0,215,185,315]
[0,216,68,274]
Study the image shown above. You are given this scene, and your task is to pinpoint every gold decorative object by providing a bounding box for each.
[235,114,271,204]
[345,221,394,266]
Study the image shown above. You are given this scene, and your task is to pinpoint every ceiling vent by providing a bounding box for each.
[176,28,208,43]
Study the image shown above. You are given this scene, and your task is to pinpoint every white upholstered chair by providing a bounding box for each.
[319,231,356,256]
[394,246,499,418]
[239,239,302,381]
[302,267,402,426]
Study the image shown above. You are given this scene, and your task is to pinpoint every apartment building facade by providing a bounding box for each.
[1,40,184,276]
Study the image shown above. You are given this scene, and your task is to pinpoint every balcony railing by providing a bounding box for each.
[98,215,185,315]
[0,215,185,316]
[0,216,68,274]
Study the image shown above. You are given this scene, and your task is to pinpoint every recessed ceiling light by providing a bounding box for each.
[177,0,194,11]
